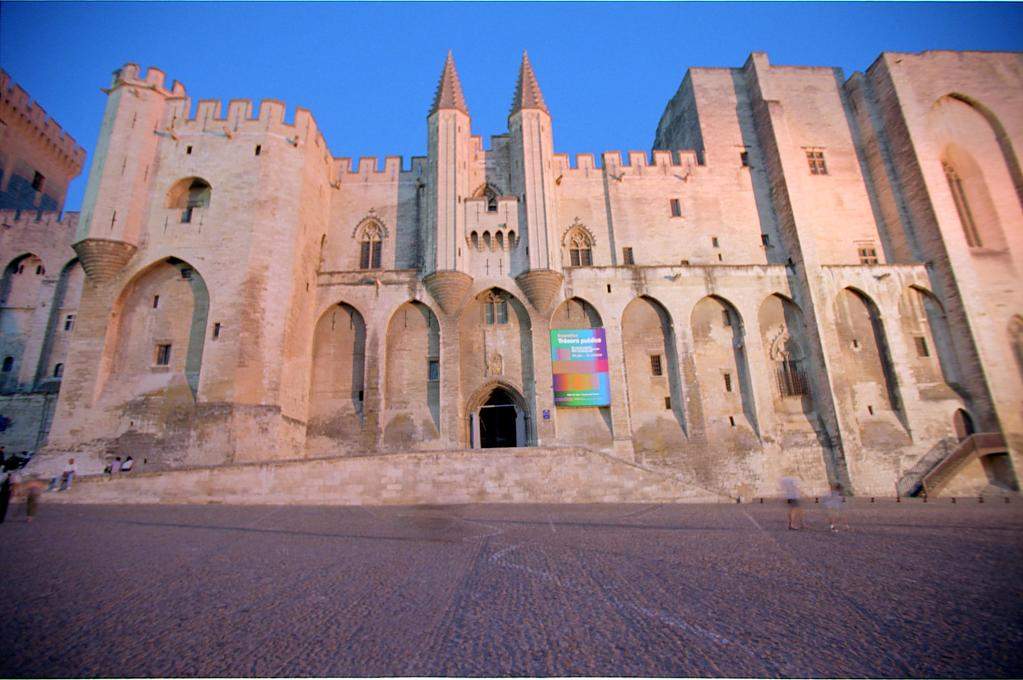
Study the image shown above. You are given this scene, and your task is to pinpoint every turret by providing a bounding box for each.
[74,64,183,283]
[508,52,563,314]
[423,52,474,315]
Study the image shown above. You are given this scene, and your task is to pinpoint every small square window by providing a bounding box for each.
[858,247,878,265]
[761,234,770,247]
[806,149,828,175]
[669,198,682,218]
[186,145,193,155]
[650,355,663,376]
[914,336,930,358]
[35,265,45,275]
[213,322,222,340]
[64,314,75,332]
[2,356,13,372]
[180,268,193,280]
[622,247,634,265]
[155,344,172,366]
[428,358,440,381]
[255,145,262,156]
[740,151,750,167]
[31,171,45,191]
[711,237,719,248]
[724,372,733,393]
[728,415,736,427]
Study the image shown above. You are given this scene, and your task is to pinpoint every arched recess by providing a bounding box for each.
[383,300,440,447]
[757,294,815,426]
[1010,315,1023,384]
[941,143,1006,250]
[97,257,209,402]
[622,296,686,459]
[834,288,908,444]
[953,408,975,442]
[691,295,758,439]
[35,258,85,386]
[465,380,530,448]
[0,253,47,392]
[900,286,964,398]
[472,183,501,212]
[166,177,212,223]
[943,93,1023,211]
[562,223,595,267]
[307,302,367,454]
[550,297,612,448]
[458,288,536,447]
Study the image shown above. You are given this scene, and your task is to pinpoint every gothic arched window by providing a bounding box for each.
[481,290,509,325]
[565,228,594,267]
[943,161,983,248]
[358,221,383,270]
[473,184,501,213]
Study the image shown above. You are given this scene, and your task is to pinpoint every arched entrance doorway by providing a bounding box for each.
[953,408,975,441]
[467,383,529,448]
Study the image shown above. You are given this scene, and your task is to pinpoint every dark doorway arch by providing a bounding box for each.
[953,408,975,442]
[467,382,530,448]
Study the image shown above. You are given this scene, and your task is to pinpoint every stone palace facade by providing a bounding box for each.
[2,50,1021,499]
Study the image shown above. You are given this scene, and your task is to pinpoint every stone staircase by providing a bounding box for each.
[897,432,1007,497]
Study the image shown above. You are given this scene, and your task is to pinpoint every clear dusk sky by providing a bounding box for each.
[1,1,1021,211]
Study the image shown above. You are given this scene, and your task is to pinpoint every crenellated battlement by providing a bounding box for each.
[0,208,79,231]
[550,149,699,179]
[331,156,429,183]
[0,70,86,173]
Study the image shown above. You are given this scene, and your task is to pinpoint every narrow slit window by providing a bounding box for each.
[669,198,682,218]
[186,145,193,155]
[664,396,672,410]
[914,336,930,358]
[213,322,222,340]
[53,363,63,378]
[255,145,262,156]
[722,309,732,327]
[740,151,750,167]
[428,358,440,381]
[31,172,45,191]
[152,295,160,309]
[650,355,663,376]
[64,314,75,332]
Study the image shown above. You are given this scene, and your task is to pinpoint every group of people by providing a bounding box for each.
[104,456,135,476]
[781,477,850,532]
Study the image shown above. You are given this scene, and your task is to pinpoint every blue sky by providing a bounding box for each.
[1,1,1021,211]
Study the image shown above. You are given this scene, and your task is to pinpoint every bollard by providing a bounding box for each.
[951,497,956,504]
[760,497,764,504]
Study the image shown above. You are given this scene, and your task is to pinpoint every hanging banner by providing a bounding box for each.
[550,328,611,407]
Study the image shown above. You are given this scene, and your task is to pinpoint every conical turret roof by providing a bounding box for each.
[429,51,469,116]
[509,51,549,115]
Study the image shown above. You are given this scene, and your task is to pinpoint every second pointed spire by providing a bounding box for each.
[429,51,469,116]
[509,51,549,116]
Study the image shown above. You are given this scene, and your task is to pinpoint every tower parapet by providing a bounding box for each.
[0,69,86,175]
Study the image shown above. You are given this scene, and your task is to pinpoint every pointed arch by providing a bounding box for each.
[836,287,903,422]
[354,217,385,270]
[941,93,1023,210]
[562,222,595,267]
[691,294,758,436]
[623,295,687,456]
[472,183,502,212]
[97,257,209,401]
[307,301,367,454]
[758,293,815,422]
[383,300,441,447]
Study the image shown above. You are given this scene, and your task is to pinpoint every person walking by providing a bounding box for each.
[59,458,77,491]
[824,482,849,532]
[0,469,11,523]
[22,476,43,522]
[780,476,805,530]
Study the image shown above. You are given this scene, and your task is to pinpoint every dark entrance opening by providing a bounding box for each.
[479,387,518,448]
[953,409,975,441]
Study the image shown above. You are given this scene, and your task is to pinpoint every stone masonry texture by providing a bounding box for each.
[2,50,1022,503]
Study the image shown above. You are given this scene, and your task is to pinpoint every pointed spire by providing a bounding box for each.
[510,51,549,116]
[429,51,469,116]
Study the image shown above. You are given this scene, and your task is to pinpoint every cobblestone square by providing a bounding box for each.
[1,501,1021,677]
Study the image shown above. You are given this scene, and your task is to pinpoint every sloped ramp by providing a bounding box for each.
[45,447,734,506]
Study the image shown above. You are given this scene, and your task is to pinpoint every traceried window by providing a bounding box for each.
[473,184,501,213]
[806,149,828,175]
[943,161,983,248]
[566,229,593,267]
[358,221,384,270]
[481,291,509,325]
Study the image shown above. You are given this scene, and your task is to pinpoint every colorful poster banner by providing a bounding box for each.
[550,328,611,407]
